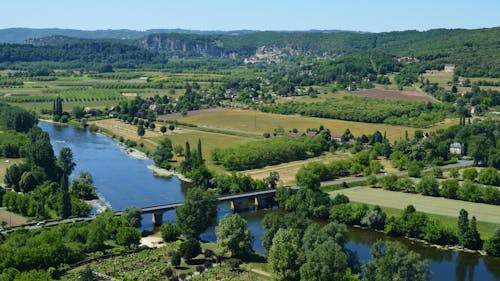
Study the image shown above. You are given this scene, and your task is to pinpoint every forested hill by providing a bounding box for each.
[0,27,498,76]
[0,28,258,43]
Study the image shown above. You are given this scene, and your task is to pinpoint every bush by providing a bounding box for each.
[171,251,181,266]
[478,167,500,186]
[161,222,180,242]
[462,168,478,181]
[179,238,201,262]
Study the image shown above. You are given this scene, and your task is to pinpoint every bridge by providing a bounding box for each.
[115,189,277,227]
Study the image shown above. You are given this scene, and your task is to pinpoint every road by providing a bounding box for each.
[2,189,278,233]
[320,160,473,187]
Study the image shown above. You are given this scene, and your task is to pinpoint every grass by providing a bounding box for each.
[0,208,31,227]
[177,109,459,142]
[91,119,255,173]
[241,152,351,186]
[351,202,498,240]
[329,186,500,229]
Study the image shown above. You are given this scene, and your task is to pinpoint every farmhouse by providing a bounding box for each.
[331,133,346,143]
[449,142,464,155]
[444,64,456,72]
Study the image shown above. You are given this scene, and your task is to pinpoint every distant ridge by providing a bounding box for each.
[0,28,357,43]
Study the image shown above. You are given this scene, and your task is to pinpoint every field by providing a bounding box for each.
[0,208,30,227]
[241,152,351,185]
[349,88,435,102]
[91,119,254,173]
[177,109,459,142]
[330,186,500,224]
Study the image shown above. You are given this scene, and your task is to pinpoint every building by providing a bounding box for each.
[331,133,346,143]
[449,142,463,155]
[444,64,456,73]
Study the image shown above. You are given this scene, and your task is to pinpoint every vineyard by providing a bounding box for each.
[1,89,126,103]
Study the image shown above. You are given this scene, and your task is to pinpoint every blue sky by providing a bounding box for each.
[1,0,498,32]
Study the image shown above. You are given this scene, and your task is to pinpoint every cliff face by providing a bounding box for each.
[139,34,225,57]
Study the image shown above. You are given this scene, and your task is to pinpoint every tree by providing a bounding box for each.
[299,240,351,281]
[216,214,254,258]
[477,167,500,186]
[4,164,22,191]
[59,147,76,180]
[295,168,320,190]
[27,127,56,173]
[116,226,141,248]
[160,125,167,135]
[168,124,175,131]
[152,138,173,169]
[179,238,201,262]
[197,139,202,159]
[173,145,184,156]
[361,206,387,230]
[362,241,430,281]
[137,125,145,137]
[176,188,217,238]
[407,161,421,178]
[417,176,440,196]
[79,265,99,281]
[466,216,483,250]
[19,172,37,193]
[70,171,97,200]
[265,171,280,189]
[458,209,470,244]
[432,167,443,178]
[449,168,460,179]
[161,222,180,242]
[484,227,500,257]
[343,128,353,140]
[122,207,142,228]
[440,179,459,199]
[268,228,304,281]
[462,168,478,181]
[170,251,181,266]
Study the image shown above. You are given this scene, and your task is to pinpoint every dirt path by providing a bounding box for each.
[250,268,272,278]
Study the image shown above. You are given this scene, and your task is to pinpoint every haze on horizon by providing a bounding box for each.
[0,0,499,33]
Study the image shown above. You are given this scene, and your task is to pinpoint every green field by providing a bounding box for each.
[330,186,500,238]
[177,109,459,142]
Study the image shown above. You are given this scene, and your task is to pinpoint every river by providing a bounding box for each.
[39,122,500,281]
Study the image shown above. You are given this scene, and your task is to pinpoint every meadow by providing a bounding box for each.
[330,186,500,224]
[177,109,459,142]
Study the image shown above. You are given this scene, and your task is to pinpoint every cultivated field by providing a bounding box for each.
[177,109,459,142]
[0,208,30,227]
[91,119,254,173]
[241,152,351,185]
[349,88,435,102]
[330,186,500,224]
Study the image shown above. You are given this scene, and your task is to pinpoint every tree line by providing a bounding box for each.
[260,96,450,128]
[212,133,331,171]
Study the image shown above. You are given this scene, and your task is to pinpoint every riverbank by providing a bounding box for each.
[147,165,192,183]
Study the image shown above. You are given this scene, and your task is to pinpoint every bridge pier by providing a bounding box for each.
[152,211,164,227]
[230,199,244,213]
[254,194,275,210]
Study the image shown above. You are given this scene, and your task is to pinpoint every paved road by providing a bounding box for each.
[320,160,474,187]
[2,189,278,233]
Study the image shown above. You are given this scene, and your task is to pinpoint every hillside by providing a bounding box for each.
[0,27,498,77]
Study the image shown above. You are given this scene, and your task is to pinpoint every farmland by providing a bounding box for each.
[177,109,459,142]
[329,186,500,224]
[348,88,435,102]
